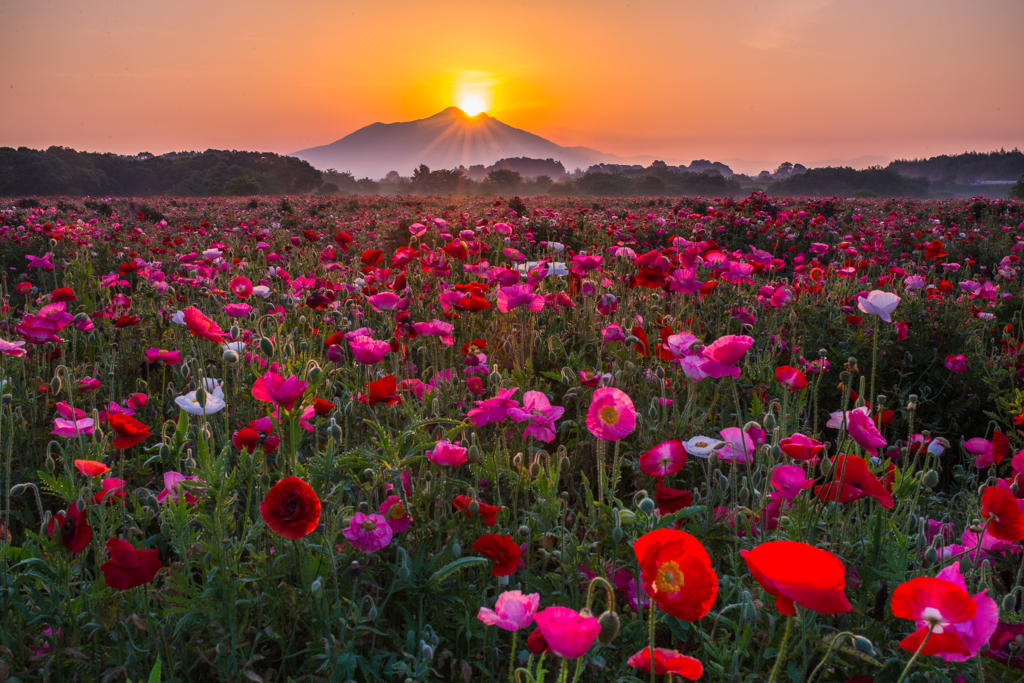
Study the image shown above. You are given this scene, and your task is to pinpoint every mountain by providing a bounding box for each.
[290,107,688,180]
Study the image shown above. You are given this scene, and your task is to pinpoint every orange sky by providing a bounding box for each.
[2,0,1022,171]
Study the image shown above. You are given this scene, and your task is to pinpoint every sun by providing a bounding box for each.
[457,93,488,116]
[451,73,496,117]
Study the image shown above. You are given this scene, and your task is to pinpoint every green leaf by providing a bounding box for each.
[425,556,488,591]
[148,657,162,683]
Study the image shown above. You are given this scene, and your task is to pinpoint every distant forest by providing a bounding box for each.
[0,147,323,197]
[2,145,1023,199]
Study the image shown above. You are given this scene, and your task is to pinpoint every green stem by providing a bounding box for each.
[509,630,516,683]
[648,603,657,683]
[767,614,793,683]
[895,626,933,683]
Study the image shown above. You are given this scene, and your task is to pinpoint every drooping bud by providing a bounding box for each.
[597,610,620,645]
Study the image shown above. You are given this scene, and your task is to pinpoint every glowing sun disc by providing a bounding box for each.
[458,93,487,116]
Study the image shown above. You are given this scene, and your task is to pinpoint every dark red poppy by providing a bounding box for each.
[983,620,1024,669]
[231,421,281,454]
[461,296,491,312]
[627,648,703,679]
[101,538,162,590]
[51,287,76,303]
[324,331,345,347]
[451,495,502,526]
[359,375,402,406]
[259,477,321,540]
[634,528,717,621]
[631,325,651,356]
[93,478,128,505]
[924,240,947,260]
[114,315,141,328]
[392,246,418,268]
[981,486,1024,542]
[302,230,319,242]
[992,429,1009,466]
[47,502,93,554]
[442,240,468,261]
[311,398,333,416]
[305,293,332,310]
[815,455,894,509]
[527,628,550,654]
[461,339,489,355]
[107,414,152,449]
[333,231,353,250]
[891,577,976,655]
[361,249,383,267]
[472,534,521,576]
[741,541,851,615]
[846,315,863,326]
[656,478,693,515]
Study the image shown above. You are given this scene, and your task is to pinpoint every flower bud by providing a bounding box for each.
[763,412,777,431]
[618,510,636,526]
[50,375,62,395]
[1002,593,1017,613]
[853,636,874,655]
[259,337,275,356]
[638,497,655,514]
[924,547,938,564]
[195,386,207,408]
[451,541,462,558]
[922,470,939,488]
[611,526,624,544]
[468,500,480,516]
[597,610,620,645]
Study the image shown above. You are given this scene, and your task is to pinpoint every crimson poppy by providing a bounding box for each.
[361,249,383,267]
[260,477,321,540]
[51,287,76,303]
[981,486,1024,542]
[741,541,851,615]
[924,240,947,260]
[634,528,717,621]
[452,495,502,526]
[472,534,521,576]
[302,230,319,242]
[311,398,333,416]
[101,538,162,590]
[461,296,491,312]
[656,478,692,515]
[334,231,353,250]
[359,375,402,406]
[992,430,1009,466]
[627,648,702,679]
[231,421,280,454]
[107,414,152,449]
[891,577,976,655]
[527,628,550,654]
[47,502,92,554]
[461,338,488,356]
[815,455,894,509]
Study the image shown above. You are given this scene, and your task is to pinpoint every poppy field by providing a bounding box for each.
[2,192,1024,682]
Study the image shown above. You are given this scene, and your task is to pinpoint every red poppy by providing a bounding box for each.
[627,648,703,679]
[182,306,227,344]
[631,325,651,356]
[981,486,1024,542]
[359,375,402,406]
[231,421,280,454]
[656,478,693,515]
[107,414,152,449]
[992,429,1009,466]
[47,502,93,554]
[461,296,491,312]
[815,455,894,509]
[259,477,321,540]
[51,287,77,303]
[334,231,353,250]
[114,315,141,328]
[451,495,502,526]
[74,459,110,477]
[527,628,550,654]
[361,249,383,267]
[891,577,976,655]
[634,528,717,621]
[443,240,468,261]
[472,534,521,576]
[311,398,333,416]
[461,338,489,356]
[741,541,851,615]
[101,538,162,590]
[302,230,319,242]
[846,315,863,326]
[324,331,345,347]
[924,240,947,260]
[774,366,807,392]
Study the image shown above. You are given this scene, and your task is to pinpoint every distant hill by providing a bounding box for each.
[888,149,1024,183]
[290,107,691,179]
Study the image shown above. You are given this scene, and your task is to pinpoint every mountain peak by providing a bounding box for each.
[435,106,491,122]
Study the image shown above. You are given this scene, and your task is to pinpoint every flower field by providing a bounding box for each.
[1,192,1024,682]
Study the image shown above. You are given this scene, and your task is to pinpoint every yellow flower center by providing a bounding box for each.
[654,560,685,595]
[599,405,619,425]
[360,519,377,531]
[389,503,405,519]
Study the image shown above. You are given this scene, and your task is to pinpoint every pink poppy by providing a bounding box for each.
[410,319,455,346]
[847,409,887,457]
[145,348,182,365]
[779,433,824,462]
[16,315,61,344]
[427,440,468,467]
[496,284,545,313]
[52,417,94,438]
[586,388,636,441]
[774,366,807,392]
[0,338,27,357]
[927,564,999,662]
[770,465,813,501]
[156,471,201,504]
[229,276,253,298]
[717,427,756,464]
[379,495,413,532]
[699,335,754,378]
[366,292,401,312]
[477,590,540,632]
[222,303,252,318]
[507,391,564,443]
[349,335,390,364]
[601,323,626,344]
[251,372,308,412]
[945,354,968,373]
[532,606,601,659]
[342,512,393,553]
[639,441,687,477]
[466,387,520,426]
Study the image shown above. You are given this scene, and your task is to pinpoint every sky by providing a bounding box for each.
[2,0,1023,171]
